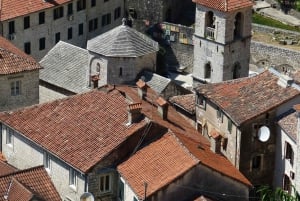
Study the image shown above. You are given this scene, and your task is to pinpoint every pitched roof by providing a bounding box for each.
[0,166,61,201]
[195,69,300,125]
[169,94,196,114]
[118,131,199,199]
[87,24,159,57]
[0,90,147,173]
[277,109,297,141]
[0,0,71,21]
[0,161,16,177]
[192,0,253,12]
[0,37,41,75]
[140,71,171,94]
[39,41,89,94]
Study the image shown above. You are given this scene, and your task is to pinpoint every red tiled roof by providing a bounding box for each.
[196,70,300,125]
[0,161,16,177]
[0,37,41,75]
[118,131,199,199]
[156,97,167,106]
[0,166,61,201]
[278,109,297,141]
[192,0,253,12]
[169,94,196,114]
[0,90,147,173]
[0,0,72,21]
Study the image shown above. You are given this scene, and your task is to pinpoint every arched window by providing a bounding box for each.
[234,12,243,39]
[204,63,211,79]
[233,63,241,79]
[283,174,291,194]
[205,11,215,28]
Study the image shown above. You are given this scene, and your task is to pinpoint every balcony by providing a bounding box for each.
[205,27,215,40]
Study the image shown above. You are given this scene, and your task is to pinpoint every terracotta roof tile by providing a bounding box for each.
[0,37,41,75]
[118,132,199,199]
[156,97,167,106]
[0,166,60,201]
[169,94,195,114]
[277,109,297,141]
[0,90,147,172]
[192,0,253,12]
[0,160,16,177]
[196,70,300,125]
[0,0,72,21]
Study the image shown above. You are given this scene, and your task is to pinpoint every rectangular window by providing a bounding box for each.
[53,7,64,20]
[114,7,121,20]
[68,27,73,39]
[67,3,73,15]
[89,18,98,32]
[11,80,21,96]
[55,32,60,44]
[39,37,46,50]
[227,119,232,133]
[285,142,294,166]
[196,94,206,110]
[24,42,31,54]
[69,168,77,187]
[77,0,86,11]
[6,128,13,145]
[8,21,15,34]
[252,155,262,170]
[102,13,111,27]
[91,0,96,7]
[39,12,45,24]
[99,174,111,193]
[43,152,51,171]
[78,23,84,35]
[24,16,30,29]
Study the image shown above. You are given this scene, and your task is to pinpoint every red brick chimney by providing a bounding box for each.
[127,103,142,124]
[156,97,168,120]
[136,79,147,99]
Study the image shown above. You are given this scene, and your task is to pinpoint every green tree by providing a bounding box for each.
[257,185,300,201]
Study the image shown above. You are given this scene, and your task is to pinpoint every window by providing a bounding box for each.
[196,95,206,110]
[119,67,123,77]
[69,168,77,187]
[67,3,73,15]
[118,180,124,201]
[39,37,46,50]
[252,155,262,170]
[53,7,64,20]
[89,18,98,32]
[100,174,111,193]
[233,63,241,79]
[24,16,30,29]
[227,119,232,133]
[68,27,73,40]
[11,80,21,96]
[39,12,45,24]
[77,0,86,11]
[285,142,294,166]
[8,21,15,34]
[24,42,31,54]
[91,0,96,7]
[283,174,291,194]
[55,32,60,44]
[6,128,13,145]
[114,7,121,20]
[204,63,211,79]
[234,12,243,39]
[43,152,51,172]
[102,13,111,27]
[78,23,84,35]
[217,107,223,122]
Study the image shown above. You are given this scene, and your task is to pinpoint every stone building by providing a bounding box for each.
[194,68,300,186]
[0,37,41,111]
[192,0,253,85]
[0,0,123,60]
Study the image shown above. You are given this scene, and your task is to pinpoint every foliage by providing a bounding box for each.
[252,13,300,32]
[257,185,300,201]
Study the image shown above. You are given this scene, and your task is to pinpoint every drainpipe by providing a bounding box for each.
[84,174,88,192]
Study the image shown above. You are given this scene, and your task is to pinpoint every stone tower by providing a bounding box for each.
[192,0,253,85]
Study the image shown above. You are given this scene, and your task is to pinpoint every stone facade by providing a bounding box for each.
[0,0,123,61]
[193,4,252,85]
[0,70,39,111]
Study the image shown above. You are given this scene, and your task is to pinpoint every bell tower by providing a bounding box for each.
[192,0,253,85]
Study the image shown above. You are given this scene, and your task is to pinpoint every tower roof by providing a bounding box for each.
[193,0,253,12]
[87,23,159,57]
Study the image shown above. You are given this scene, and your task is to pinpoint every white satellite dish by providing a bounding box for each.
[80,192,94,201]
[257,126,270,142]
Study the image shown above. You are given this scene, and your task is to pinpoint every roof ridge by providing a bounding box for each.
[0,165,45,178]
[0,47,38,66]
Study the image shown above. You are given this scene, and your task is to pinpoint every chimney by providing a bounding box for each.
[277,74,293,88]
[156,97,168,120]
[91,75,99,89]
[136,79,147,99]
[210,129,221,154]
[127,103,142,124]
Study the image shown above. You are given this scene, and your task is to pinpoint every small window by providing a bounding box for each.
[119,67,123,77]
[196,95,206,110]
[67,3,73,15]
[53,7,64,20]
[24,42,31,54]
[69,168,77,187]
[283,174,292,194]
[24,16,30,29]
[11,80,21,96]
[77,0,86,11]
[89,18,98,32]
[39,37,46,50]
[252,155,262,170]
[285,142,294,166]
[102,13,111,27]
[68,27,73,40]
[6,128,13,145]
[39,12,45,24]
[78,23,84,35]
[227,119,232,133]
[8,21,15,34]
[43,152,51,172]
[114,7,121,20]
[55,32,60,44]
[100,174,111,193]
[204,63,211,79]
[91,0,96,7]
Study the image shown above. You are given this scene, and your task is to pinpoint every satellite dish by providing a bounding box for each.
[80,192,94,201]
[257,126,270,142]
